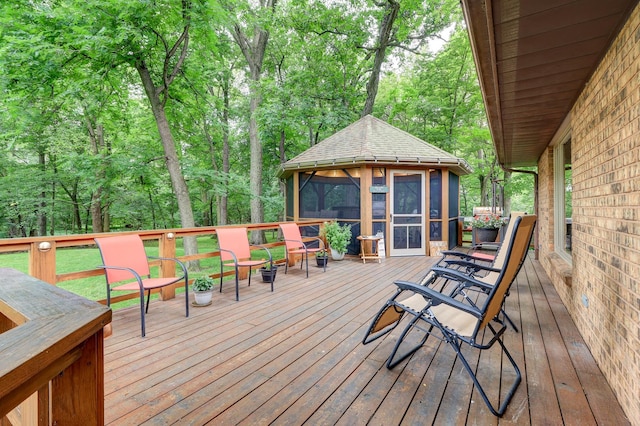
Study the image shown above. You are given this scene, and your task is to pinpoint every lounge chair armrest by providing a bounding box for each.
[393,280,482,318]
[439,250,475,261]
[430,266,494,291]
[443,260,500,273]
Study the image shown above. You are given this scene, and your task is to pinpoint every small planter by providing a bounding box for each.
[475,227,500,243]
[316,255,328,267]
[193,289,213,306]
[192,276,215,306]
[260,265,278,282]
[330,248,345,261]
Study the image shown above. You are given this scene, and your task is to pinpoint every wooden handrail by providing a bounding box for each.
[0,221,326,305]
[0,268,112,424]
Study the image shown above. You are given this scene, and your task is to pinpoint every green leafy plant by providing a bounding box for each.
[316,248,328,258]
[471,214,505,229]
[321,221,352,254]
[192,275,215,292]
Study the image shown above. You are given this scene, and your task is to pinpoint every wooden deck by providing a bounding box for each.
[104,254,629,425]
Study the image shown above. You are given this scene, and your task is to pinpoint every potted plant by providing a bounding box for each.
[259,263,278,282]
[471,213,505,243]
[192,275,215,306]
[315,249,329,267]
[321,221,352,260]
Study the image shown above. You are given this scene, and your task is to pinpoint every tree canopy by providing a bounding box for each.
[0,0,533,238]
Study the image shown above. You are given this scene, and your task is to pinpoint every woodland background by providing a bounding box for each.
[0,0,534,241]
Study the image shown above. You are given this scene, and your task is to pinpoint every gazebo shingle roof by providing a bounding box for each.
[279,115,472,177]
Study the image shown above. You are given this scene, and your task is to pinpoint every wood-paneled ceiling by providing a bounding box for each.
[461,0,637,167]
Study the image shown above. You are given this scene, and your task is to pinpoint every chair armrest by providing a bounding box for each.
[439,250,475,260]
[393,280,482,318]
[282,238,306,249]
[97,265,144,287]
[250,244,273,263]
[303,236,325,250]
[218,247,239,263]
[430,266,494,291]
[148,256,188,277]
[283,237,325,250]
[443,259,500,274]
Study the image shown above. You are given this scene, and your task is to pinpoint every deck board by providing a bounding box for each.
[104,254,630,425]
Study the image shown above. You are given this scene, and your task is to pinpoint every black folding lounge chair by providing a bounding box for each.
[428,212,526,277]
[362,215,537,417]
[418,212,527,332]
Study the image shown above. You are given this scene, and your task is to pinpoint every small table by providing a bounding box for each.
[357,235,382,264]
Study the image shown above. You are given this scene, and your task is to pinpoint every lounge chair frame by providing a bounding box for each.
[362,215,536,416]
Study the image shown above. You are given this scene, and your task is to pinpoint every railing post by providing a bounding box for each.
[158,233,177,300]
[28,241,56,284]
[50,330,105,425]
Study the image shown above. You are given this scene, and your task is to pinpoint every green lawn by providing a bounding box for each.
[0,235,286,310]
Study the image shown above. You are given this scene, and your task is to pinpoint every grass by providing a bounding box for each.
[0,235,286,310]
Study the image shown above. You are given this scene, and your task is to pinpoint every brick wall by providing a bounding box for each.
[539,4,640,423]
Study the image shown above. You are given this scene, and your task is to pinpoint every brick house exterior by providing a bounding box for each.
[462,1,639,423]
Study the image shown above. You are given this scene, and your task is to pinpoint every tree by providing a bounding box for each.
[223,0,277,243]
[361,0,458,117]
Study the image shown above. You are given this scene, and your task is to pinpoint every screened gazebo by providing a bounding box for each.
[279,115,471,257]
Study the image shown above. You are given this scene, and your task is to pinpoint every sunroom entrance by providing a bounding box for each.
[390,170,425,256]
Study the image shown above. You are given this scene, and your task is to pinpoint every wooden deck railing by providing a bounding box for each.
[0,221,325,306]
[0,268,112,424]
[0,221,324,424]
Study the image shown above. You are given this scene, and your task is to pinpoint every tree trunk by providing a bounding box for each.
[219,76,231,226]
[136,61,199,262]
[86,117,105,233]
[231,8,273,244]
[248,81,264,243]
[362,0,399,117]
[37,150,47,236]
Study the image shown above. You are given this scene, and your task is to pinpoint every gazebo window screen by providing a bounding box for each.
[430,170,442,240]
[286,176,294,219]
[448,173,460,248]
[299,170,360,219]
[372,168,386,220]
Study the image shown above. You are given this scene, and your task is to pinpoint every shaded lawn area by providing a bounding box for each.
[0,234,286,310]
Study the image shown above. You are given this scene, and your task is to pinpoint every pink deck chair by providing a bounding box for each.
[215,227,274,301]
[279,222,326,277]
[95,234,189,337]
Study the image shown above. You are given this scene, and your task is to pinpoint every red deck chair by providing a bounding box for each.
[95,234,189,337]
[279,222,326,277]
[215,227,274,301]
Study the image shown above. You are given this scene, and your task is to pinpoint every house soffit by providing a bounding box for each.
[462,0,636,168]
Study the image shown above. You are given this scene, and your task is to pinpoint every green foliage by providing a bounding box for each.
[0,0,534,237]
[321,221,352,254]
[470,213,505,229]
[192,275,215,291]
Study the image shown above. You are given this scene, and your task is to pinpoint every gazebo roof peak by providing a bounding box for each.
[279,115,471,176]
